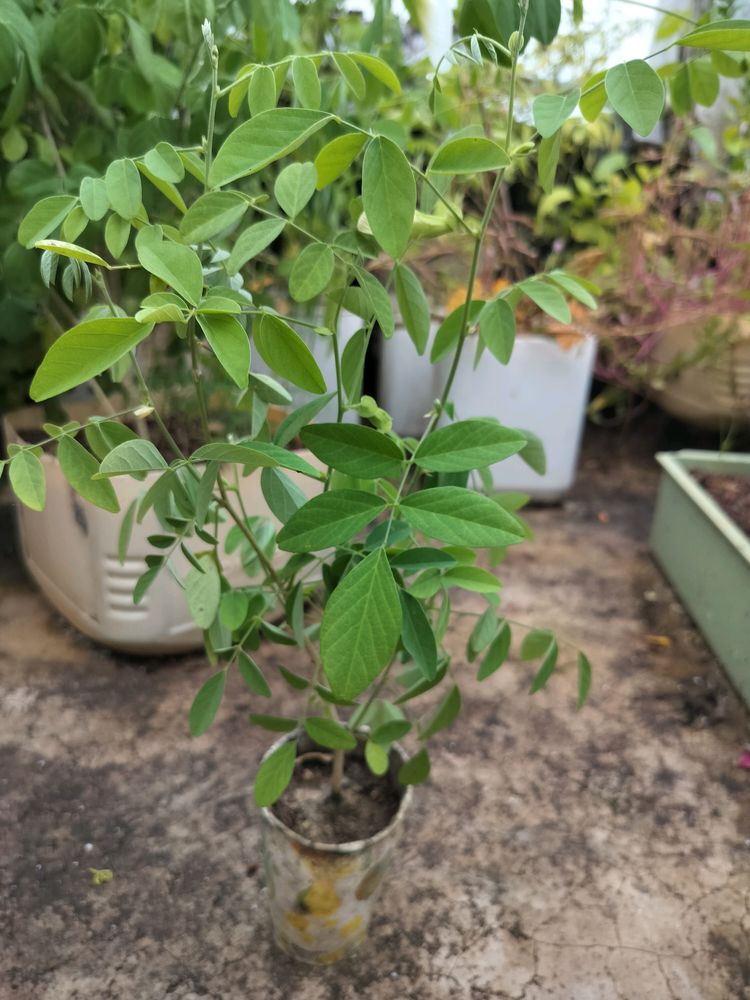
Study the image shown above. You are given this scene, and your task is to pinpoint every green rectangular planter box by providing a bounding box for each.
[651,450,750,708]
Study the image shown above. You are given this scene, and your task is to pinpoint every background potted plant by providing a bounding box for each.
[5,2,747,966]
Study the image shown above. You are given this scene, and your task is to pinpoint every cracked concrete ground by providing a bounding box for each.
[1,424,749,1000]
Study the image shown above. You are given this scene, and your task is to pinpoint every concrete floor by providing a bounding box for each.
[1,426,749,1000]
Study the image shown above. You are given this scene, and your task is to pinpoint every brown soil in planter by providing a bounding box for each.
[272,750,402,844]
[693,471,750,537]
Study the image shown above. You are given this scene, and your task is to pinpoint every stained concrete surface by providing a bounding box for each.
[1,425,749,1000]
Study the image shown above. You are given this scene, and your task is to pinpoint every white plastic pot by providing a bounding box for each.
[4,406,323,655]
[443,333,597,500]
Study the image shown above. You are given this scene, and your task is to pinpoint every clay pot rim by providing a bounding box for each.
[259,729,414,855]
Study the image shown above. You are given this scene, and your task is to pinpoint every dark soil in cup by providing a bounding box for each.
[272,750,402,844]
[693,471,750,537]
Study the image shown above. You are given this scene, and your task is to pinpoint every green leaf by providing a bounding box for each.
[105,215,130,259]
[353,268,395,338]
[79,177,109,221]
[117,499,136,563]
[274,393,336,447]
[479,298,516,364]
[350,52,401,93]
[253,313,327,393]
[304,717,357,750]
[365,740,389,776]
[518,431,546,475]
[414,420,526,473]
[398,748,430,785]
[260,467,307,524]
[314,133,368,189]
[710,49,744,78]
[185,557,221,630]
[143,142,185,183]
[249,714,296,732]
[367,721,407,748]
[248,64,277,115]
[605,60,665,137]
[519,278,571,323]
[57,436,119,513]
[53,4,100,78]
[421,685,461,740]
[538,131,562,194]
[400,487,525,548]
[34,240,110,269]
[226,218,286,275]
[85,420,139,462]
[239,652,272,697]
[277,489,386,552]
[135,302,186,325]
[341,327,367,402]
[430,300,485,363]
[137,162,186,214]
[289,243,335,302]
[280,667,308,690]
[580,71,607,122]
[254,739,297,807]
[477,621,511,680]
[247,372,293,405]
[18,195,77,248]
[390,547,456,573]
[333,52,366,99]
[135,227,203,306]
[577,651,592,708]
[520,628,554,661]
[189,671,225,736]
[133,564,162,604]
[532,88,580,138]
[301,424,404,479]
[62,207,87,243]
[180,191,247,243]
[399,590,438,680]
[321,548,402,701]
[431,136,510,174]
[362,136,415,259]
[191,441,321,478]
[274,161,317,218]
[219,591,249,631]
[9,451,45,511]
[547,270,598,309]
[292,56,321,109]
[30,318,153,401]
[98,439,167,477]
[443,565,501,593]
[210,108,332,187]
[105,158,142,220]
[678,19,750,51]
[394,264,430,355]
[529,639,559,694]
[196,313,249,388]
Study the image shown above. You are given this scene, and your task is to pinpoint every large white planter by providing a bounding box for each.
[4,406,323,655]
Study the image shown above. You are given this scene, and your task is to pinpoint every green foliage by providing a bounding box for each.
[18,6,745,805]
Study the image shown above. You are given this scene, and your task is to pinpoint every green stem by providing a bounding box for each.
[203,36,219,191]
[128,351,186,460]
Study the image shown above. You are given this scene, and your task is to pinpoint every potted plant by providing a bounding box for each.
[651,450,750,708]
[587,137,750,429]
[5,7,745,965]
